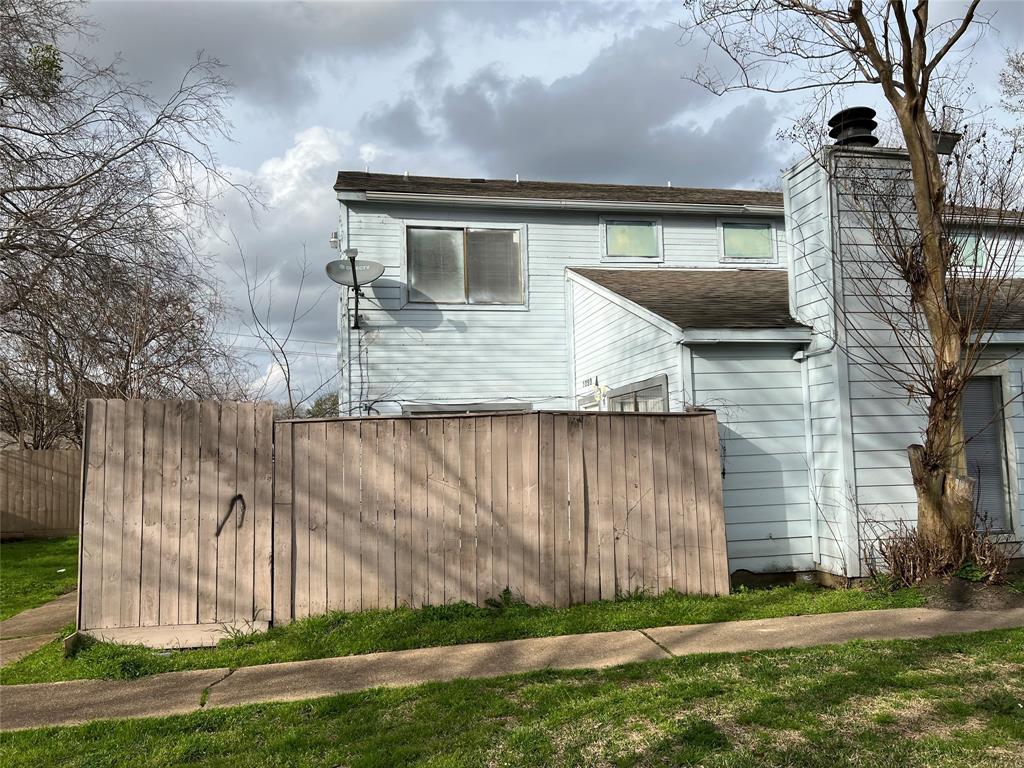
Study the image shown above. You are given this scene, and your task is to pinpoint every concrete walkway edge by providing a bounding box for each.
[0,591,78,668]
[2,606,1023,732]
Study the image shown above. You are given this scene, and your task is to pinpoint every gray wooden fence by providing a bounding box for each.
[1,449,82,540]
[78,400,274,634]
[77,401,727,644]
[273,410,728,623]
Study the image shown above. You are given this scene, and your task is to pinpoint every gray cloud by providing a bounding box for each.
[413,45,452,95]
[83,1,437,108]
[82,1,631,111]
[360,97,433,149]
[434,26,787,187]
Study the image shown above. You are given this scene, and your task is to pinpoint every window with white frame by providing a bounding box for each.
[720,220,776,262]
[962,376,1012,530]
[949,230,987,268]
[407,226,523,304]
[601,217,661,260]
[605,376,668,412]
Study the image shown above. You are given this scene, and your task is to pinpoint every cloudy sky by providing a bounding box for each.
[80,0,1023,403]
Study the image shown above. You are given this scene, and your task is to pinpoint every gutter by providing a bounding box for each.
[338,190,784,216]
[976,331,1024,345]
[681,328,813,345]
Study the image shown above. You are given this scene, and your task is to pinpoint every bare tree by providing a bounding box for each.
[1003,48,1024,119]
[0,255,249,447]
[679,0,1020,550]
[0,0,258,446]
[237,243,342,418]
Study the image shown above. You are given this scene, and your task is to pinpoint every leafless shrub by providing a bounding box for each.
[863,514,1020,587]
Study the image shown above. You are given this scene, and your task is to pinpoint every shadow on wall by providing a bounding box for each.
[717,422,799,575]
[360,278,467,333]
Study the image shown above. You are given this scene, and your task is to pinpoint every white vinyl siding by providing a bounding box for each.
[343,205,785,416]
[783,155,850,575]
[690,345,814,574]
[568,280,682,413]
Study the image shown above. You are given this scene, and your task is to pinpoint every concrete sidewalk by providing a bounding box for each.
[2,606,1023,732]
[0,591,77,668]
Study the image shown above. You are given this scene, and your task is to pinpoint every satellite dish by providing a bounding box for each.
[326,259,386,287]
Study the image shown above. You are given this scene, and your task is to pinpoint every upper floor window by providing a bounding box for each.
[407,226,523,305]
[601,216,662,261]
[950,230,987,268]
[720,220,776,263]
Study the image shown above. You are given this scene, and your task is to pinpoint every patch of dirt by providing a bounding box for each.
[919,577,1024,611]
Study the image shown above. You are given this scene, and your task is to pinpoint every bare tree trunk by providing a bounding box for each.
[894,104,974,540]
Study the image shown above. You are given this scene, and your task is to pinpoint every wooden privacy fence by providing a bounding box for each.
[78,401,728,643]
[78,400,274,634]
[274,410,728,623]
[1,449,82,540]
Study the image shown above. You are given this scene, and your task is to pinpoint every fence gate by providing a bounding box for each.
[78,400,274,643]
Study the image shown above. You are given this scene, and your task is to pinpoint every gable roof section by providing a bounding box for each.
[335,172,783,210]
[571,268,805,330]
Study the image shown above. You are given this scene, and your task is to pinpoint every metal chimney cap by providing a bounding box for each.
[828,106,876,128]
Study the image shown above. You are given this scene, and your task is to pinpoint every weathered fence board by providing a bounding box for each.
[78,400,273,633]
[0,448,81,539]
[274,410,727,622]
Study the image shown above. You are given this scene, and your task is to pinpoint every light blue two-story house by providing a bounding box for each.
[331,140,1024,583]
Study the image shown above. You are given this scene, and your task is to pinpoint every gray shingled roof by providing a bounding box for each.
[572,268,804,330]
[334,172,784,208]
[959,279,1024,330]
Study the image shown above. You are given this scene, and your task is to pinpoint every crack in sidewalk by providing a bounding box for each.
[638,629,674,658]
[199,668,235,708]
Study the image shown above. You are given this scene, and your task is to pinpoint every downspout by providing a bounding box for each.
[798,357,820,566]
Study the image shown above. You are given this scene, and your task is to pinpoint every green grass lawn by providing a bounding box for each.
[0,537,78,621]
[1,583,923,685]
[2,628,1020,767]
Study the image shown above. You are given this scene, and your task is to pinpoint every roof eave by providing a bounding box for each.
[976,331,1024,344]
[336,189,784,215]
[680,327,813,344]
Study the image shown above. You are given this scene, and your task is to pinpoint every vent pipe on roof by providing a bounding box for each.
[828,106,879,147]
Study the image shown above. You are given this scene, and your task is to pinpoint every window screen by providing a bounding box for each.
[407,226,523,304]
[606,220,658,258]
[407,228,465,303]
[723,222,774,260]
[962,377,1010,530]
[467,229,522,304]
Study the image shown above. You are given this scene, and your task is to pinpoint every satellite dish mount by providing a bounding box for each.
[325,248,386,330]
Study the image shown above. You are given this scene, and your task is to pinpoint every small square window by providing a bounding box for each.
[951,231,987,268]
[722,221,774,261]
[605,220,659,258]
